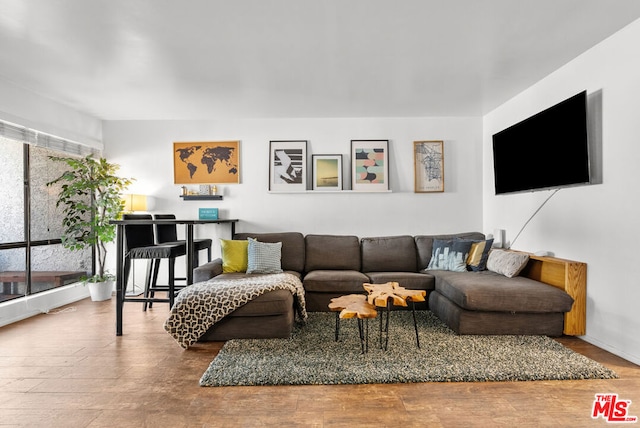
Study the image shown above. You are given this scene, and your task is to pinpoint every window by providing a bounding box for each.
[0,125,98,303]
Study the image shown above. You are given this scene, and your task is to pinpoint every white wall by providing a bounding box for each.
[0,79,102,149]
[0,284,90,327]
[102,116,483,272]
[483,19,640,365]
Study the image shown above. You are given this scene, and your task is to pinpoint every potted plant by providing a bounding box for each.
[47,155,132,301]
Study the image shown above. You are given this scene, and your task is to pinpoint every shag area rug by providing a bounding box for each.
[200,311,617,386]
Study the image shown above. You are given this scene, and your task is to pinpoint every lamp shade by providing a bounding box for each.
[122,194,148,212]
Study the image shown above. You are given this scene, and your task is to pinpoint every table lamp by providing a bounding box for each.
[121,194,148,213]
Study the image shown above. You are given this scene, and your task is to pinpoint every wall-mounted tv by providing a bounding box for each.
[492,91,590,195]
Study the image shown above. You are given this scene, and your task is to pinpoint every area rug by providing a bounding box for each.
[199,311,617,386]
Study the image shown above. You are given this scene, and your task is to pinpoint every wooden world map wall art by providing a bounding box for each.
[173,141,240,184]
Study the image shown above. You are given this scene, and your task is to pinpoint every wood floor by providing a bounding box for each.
[1,297,638,428]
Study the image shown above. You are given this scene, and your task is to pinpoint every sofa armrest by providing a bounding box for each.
[193,258,223,283]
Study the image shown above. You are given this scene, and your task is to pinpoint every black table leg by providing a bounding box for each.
[379,309,383,349]
[410,299,420,348]
[335,312,340,341]
[358,318,366,354]
[379,301,391,350]
[365,318,369,353]
[384,299,392,351]
[115,224,124,336]
[185,224,194,285]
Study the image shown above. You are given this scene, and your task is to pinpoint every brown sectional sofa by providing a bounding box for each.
[193,231,580,341]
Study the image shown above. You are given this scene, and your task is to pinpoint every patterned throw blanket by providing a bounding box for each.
[163,273,307,349]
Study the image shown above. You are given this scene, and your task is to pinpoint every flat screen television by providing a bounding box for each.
[492,91,590,195]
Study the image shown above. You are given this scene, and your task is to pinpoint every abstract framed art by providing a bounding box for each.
[312,154,343,191]
[351,140,389,191]
[269,140,307,191]
[414,140,444,193]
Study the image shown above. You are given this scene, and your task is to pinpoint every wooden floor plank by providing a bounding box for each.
[0,297,638,427]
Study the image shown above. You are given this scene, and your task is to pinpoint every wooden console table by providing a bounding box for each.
[520,254,586,336]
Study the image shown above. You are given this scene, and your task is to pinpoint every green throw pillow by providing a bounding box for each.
[220,239,248,273]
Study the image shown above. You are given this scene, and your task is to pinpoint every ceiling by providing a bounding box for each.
[1,0,640,120]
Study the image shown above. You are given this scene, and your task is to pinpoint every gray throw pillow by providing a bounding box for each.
[486,249,529,278]
[246,238,283,274]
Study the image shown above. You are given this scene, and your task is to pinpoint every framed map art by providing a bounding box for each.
[414,140,444,192]
[173,141,240,184]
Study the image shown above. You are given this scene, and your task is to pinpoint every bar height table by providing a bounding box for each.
[110,218,238,336]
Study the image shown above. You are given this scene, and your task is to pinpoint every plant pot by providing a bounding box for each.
[87,280,114,302]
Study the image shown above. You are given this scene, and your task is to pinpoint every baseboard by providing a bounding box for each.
[0,283,91,327]
[580,334,640,366]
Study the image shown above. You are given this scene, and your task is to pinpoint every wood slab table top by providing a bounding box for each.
[328,294,377,319]
[363,282,426,308]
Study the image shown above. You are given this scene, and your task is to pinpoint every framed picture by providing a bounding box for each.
[414,140,444,193]
[351,140,389,191]
[269,140,307,191]
[173,141,240,184]
[312,154,343,191]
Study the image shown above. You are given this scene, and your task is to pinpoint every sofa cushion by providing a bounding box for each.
[462,238,494,271]
[224,289,293,317]
[415,232,485,270]
[234,232,305,273]
[199,289,295,341]
[431,270,574,313]
[305,234,361,271]
[208,271,302,281]
[303,270,370,293]
[247,238,283,274]
[426,239,474,272]
[361,235,417,272]
[220,238,249,273]
[365,272,435,292]
[486,249,529,278]
[429,291,565,336]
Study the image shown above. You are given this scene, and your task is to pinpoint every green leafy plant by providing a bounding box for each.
[47,155,133,282]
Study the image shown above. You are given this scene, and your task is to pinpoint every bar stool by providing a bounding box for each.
[122,214,186,310]
[153,213,213,269]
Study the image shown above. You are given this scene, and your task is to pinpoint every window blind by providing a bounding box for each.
[0,119,100,157]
